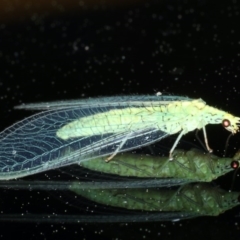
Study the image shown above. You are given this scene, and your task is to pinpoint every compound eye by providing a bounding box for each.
[222,119,231,128]
[231,160,239,169]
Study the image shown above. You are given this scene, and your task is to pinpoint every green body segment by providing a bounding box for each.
[79,148,240,182]
[56,98,239,140]
[70,183,239,216]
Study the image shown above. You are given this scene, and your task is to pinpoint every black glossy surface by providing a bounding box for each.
[0,0,240,239]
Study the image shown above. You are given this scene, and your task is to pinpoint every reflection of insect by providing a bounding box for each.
[0,148,239,223]
[71,183,240,219]
[0,182,239,223]
[80,148,240,183]
[0,95,239,180]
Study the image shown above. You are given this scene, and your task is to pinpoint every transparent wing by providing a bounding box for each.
[0,104,170,180]
[15,95,193,110]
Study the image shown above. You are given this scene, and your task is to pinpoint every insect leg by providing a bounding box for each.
[223,133,233,157]
[195,129,208,152]
[169,130,185,160]
[105,133,131,162]
[202,125,213,153]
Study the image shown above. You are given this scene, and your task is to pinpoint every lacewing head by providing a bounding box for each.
[222,115,240,134]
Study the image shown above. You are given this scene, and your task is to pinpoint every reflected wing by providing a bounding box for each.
[0,212,199,223]
[15,95,193,110]
[0,179,193,190]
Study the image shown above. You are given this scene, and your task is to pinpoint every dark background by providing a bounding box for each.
[0,0,240,239]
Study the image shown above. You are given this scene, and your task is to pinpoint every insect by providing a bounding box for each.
[0,95,239,180]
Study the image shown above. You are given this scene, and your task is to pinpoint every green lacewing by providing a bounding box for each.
[0,95,239,179]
